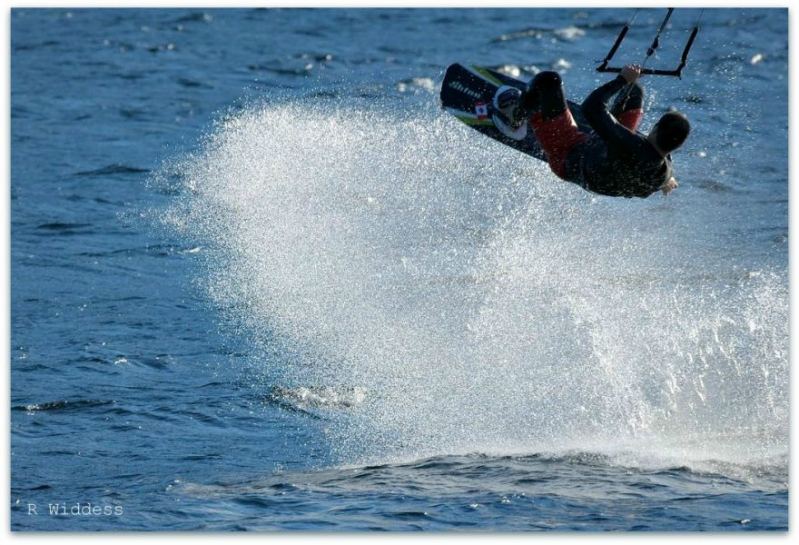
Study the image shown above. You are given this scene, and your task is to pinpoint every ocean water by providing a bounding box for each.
[10,8,788,531]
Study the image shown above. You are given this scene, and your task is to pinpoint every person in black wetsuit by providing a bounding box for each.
[495,64,688,198]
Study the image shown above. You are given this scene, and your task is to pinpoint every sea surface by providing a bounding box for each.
[10,8,788,531]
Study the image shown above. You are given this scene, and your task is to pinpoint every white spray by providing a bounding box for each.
[157,99,787,475]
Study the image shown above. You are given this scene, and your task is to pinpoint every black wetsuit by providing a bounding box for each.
[567,76,673,198]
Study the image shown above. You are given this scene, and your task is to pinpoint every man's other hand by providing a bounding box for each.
[661,176,679,196]
[621,64,642,85]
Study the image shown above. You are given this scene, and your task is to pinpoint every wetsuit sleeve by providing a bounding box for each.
[582,75,642,148]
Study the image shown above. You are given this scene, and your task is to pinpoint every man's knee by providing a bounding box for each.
[532,71,562,91]
[530,71,567,119]
[626,82,645,105]
[610,81,644,117]
[628,81,644,95]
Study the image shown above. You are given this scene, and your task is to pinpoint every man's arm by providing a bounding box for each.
[582,65,643,148]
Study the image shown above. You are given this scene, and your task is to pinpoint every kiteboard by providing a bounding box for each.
[439,63,592,162]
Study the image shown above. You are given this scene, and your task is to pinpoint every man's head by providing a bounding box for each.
[650,111,690,154]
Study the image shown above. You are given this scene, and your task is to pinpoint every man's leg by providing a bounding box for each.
[521,71,587,179]
[610,82,644,132]
[521,72,564,118]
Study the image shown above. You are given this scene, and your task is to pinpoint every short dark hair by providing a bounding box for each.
[654,111,690,153]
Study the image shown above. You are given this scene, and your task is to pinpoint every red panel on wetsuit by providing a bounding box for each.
[618,108,643,132]
[529,110,588,179]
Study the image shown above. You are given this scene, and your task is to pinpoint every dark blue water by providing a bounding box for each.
[11,8,788,531]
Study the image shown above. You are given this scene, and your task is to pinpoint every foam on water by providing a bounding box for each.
[156,99,787,477]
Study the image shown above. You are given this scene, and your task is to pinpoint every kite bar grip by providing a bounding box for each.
[597,24,699,78]
[673,26,699,77]
[597,25,629,72]
[597,66,682,77]
[596,7,699,79]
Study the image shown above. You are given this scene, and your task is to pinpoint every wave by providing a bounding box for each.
[13,399,116,413]
[170,448,787,513]
[268,386,367,412]
[74,163,150,177]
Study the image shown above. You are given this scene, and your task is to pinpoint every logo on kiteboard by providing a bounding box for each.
[474,101,488,120]
[448,80,482,100]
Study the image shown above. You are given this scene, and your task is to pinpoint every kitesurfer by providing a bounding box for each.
[494,64,688,198]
